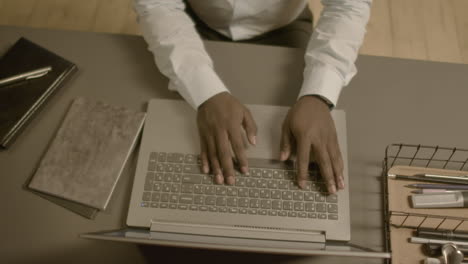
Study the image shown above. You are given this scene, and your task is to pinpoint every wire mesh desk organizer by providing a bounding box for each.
[383,144,468,263]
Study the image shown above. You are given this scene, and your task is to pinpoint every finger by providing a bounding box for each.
[328,138,345,190]
[296,136,311,189]
[242,109,257,145]
[229,127,249,175]
[280,124,293,161]
[199,136,209,174]
[206,136,223,184]
[313,143,336,194]
[215,131,236,185]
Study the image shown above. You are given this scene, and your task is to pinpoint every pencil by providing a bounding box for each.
[406,184,468,190]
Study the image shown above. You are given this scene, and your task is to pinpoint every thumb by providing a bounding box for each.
[242,109,257,145]
[280,125,292,161]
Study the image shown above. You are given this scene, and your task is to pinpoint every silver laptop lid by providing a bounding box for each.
[127,99,350,241]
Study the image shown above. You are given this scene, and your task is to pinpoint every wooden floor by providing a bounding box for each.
[0,0,466,64]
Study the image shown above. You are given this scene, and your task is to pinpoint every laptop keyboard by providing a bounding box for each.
[140,152,339,220]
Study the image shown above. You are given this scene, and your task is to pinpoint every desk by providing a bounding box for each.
[1,26,468,264]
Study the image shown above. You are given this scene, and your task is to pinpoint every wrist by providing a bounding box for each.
[299,95,333,110]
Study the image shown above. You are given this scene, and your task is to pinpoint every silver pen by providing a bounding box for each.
[421,173,468,182]
[0,66,52,87]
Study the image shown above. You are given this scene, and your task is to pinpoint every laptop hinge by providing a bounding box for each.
[150,220,325,243]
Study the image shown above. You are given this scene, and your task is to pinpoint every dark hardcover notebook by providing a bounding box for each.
[0,37,77,148]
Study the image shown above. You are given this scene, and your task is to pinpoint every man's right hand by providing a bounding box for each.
[197,92,257,185]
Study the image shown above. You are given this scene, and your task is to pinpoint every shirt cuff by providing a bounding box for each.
[297,62,344,107]
[168,65,229,109]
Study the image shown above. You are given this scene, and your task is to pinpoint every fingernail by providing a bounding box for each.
[338,178,345,189]
[251,136,257,146]
[227,176,235,185]
[202,165,209,174]
[329,185,336,194]
[216,174,224,184]
[298,180,306,189]
[241,166,248,174]
[280,151,286,161]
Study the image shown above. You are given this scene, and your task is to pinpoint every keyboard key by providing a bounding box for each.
[150,152,158,161]
[235,177,246,187]
[194,195,204,205]
[285,170,295,179]
[216,197,227,206]
[170,194,178,203]
[220,196,234,207]
[305,203,315,212]
[327,204,338,214]
[304,192,314,201]
[273,170,283,179]
[179,195,193,204]
[260,200,272,209]
[259,210,268,215]
[199,206,208,211]
[216,186,227,196]
[249,199,260,208]
[164,164,174,172]
[169,204,177,209]
[246,178,256,188]
[142,192,151,201]
[298,212,307,218]
[326,194,338,203]
[148,161,157,171]
[155,173,164,181]
[173,153,185,163]
[182,174,202,184]
[288,212,297,217]
[184,154,197,164]
[227,187,238,196]
[156,164,164,172]
[239,209,248,214]
[141,202,149,207]
[205,186,216,195]
[258,179,268,188]
[316,203,326,212]
[205,196,216,205]
[146,172,155,181]
[160,203,168,208]
[278,211,287,217]
[144,179,153,191]
[238,188,249,197]
[282,191,292,200]
[174,164,183,173]
[251,169,262,178]
[294,202,304,211]
[178,204,188,210]
[315,193,326,203]
[219,207,228,213]
[271,190,282,199]
[262,169,273,178]
[181,184,194,193]
[238,198,249,207]
[272,200,282,210]
[209,207,218,212]
[249,189,260,198]
[308,213,317,219]
[153,183,162,192]
[293,191,304,201]
[318,213,327,219]
[161,193,169,202]
[278,181,289,190]
[173,174,181,182]
[328,214,338,220]
[283,201,293,211]
[150,202,159,208]
[259,189,270,198]
[157,152,166,162]
[268,210,278,216]
[183,165,203,174]
[162,183,171,192]
[289,181,299,190]
[202,175,213,184]
[189,205,198,211]
[229,208,238,214]
[151,192,160,202]
[194,185,203,194]
[267,180,278,189]
[164,173,173,182]
[248,209,258,215]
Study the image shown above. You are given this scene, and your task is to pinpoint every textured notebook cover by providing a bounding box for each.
[29,97,145,210]
[0,37,77,148]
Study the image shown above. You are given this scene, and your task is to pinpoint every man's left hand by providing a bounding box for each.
[280,96,344,194]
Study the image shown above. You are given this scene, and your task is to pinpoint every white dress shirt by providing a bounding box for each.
[134,0,371,109]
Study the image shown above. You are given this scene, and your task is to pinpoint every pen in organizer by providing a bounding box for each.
[0,66,52,87]
[388,174,468,185]
[422,173,468,182]
[406,184,468,190]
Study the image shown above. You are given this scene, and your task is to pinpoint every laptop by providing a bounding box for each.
[82,98,391,259]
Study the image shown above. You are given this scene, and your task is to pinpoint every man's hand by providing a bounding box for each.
[280,96,344,194]
[197,92,257,185]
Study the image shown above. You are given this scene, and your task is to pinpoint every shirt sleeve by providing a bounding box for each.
[298,0,372,106]
[134,0,229,109]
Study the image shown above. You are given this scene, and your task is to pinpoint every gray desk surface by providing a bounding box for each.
[1,26,467,264]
